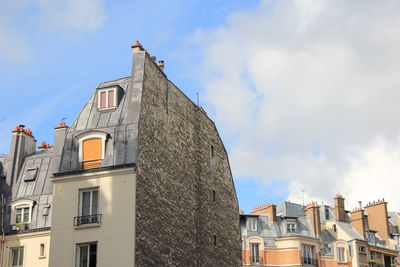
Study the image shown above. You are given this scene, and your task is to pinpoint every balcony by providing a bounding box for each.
[244,256,265,266]
[74,214,102,227]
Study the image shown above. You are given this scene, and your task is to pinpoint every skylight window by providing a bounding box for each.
[23,168,38,182]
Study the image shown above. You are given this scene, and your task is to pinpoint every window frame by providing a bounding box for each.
[358,245,366,254]
[247,217,258,231]
[338,247,346,263]
[287,222,297,233]
[302,244,315,264]
[77,132,108,168]
[75,242,98,267]
[10,199,34,225]
[98,87,117,110]
[10,247,24,267]
[78,187,100,217]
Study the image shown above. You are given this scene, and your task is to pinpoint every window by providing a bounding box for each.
[325,206,330,220]
[39,243,45,258]
[76,243,97,267]
[287,222,297,233]
[338,247,346,263]
[15,207,29,224]
[302,244,315,264]
[212,190,216,202]
[23,168,38,182]
[323,244,332,255]
[358,246,366,253]
[247,217,258,231]
[370,251,376,260]
[210,145,214,158]
[98,88,117,110]
[77,132,107,170]
[250,243,260,264]
[75,188,100,226]
[367,231,376,244]
[213,235,217,246]
[10,247,24,267]
[11,199,34,226]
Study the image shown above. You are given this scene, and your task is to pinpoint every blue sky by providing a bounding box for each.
[2,0,400,212]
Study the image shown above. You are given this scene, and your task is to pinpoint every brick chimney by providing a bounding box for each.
[364,199,390,243]
[334,193,346,222]
[5,125,36,191]
[351,202,366,238]
[251,203,277,223]
[305,201,321,237]
[50,122,69,176]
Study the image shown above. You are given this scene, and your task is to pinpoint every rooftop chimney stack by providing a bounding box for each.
[5,125,36,192]
[50,122,69,176]
[334,193,346,222]
[158,60,165,71]
[305,201,321,237]
[251,203,277,223]
[364,198,390,244]
[351,204,366,238]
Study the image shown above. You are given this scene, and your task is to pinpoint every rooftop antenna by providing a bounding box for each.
[196,92,200,107]
[61,117,66,124]
[302,190,306,207]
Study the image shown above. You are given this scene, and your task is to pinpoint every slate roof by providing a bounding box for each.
[58,75,141,173]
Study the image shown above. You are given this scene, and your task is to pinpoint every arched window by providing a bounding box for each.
[11,199,35,226]
[77,131,107,169]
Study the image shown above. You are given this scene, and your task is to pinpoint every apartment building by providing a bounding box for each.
[241,194,399,267]
[0,42,241,267]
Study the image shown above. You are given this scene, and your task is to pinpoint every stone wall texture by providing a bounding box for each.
[135,52,241,266]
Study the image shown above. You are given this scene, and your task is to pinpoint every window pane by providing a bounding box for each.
[23,208,29,222]
[100,92,106,109]
[12,249,18,266]
[19,248,24,265]
[108,90,114,107]
[89,244,97,267]
[92,190,98,215]
[82,191,91,216]
[15,210,21,224]
[80,245,88,267]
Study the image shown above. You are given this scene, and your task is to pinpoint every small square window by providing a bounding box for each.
[15,207,30,224]
[23,168,38,182]
[358,246,365,253]
[98,88,117,110]
[39,243,45,258]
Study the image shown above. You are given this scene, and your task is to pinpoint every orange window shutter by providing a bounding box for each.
[82,138,102,169]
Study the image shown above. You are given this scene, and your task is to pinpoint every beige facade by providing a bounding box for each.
[49,168,136,267]
[2,230,51,267]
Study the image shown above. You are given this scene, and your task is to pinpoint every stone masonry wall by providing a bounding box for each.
[135,53,241,266]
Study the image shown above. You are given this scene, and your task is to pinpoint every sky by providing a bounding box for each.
[2,0,400,213]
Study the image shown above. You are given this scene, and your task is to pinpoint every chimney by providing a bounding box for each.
[334,193,346,222]
[305,201,321,237]
[351,204,366,238]
[5,125,36,191]
[50,122,69,176]
[251,203,277,223]
[158,60,165,71]
[364,198,390,243]
[131,40,145,54]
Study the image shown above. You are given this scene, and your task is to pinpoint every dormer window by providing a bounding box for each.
[367,230,376,244]
[11,199,35,226]
[77,132,107,169]
[247,217,258,231]
[287,222,297,233]
[98,87,117,110]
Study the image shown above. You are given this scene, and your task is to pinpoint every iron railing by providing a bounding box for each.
[74,214,102,226]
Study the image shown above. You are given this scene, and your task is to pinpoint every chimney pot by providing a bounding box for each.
[158,60,165,71]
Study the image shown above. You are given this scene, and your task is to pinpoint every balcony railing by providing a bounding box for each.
[302,257,318,266]
[74,214,102,226]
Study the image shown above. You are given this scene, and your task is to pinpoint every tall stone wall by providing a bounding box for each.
[135,53,241,266]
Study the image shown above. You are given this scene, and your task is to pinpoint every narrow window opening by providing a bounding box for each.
[333,224,337,232]
[213,235,217,246]
[212,190,216,202]
[210,145,214,158]
[39,243,45,258]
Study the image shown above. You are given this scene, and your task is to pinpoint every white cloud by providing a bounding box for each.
[193,0,400,210]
